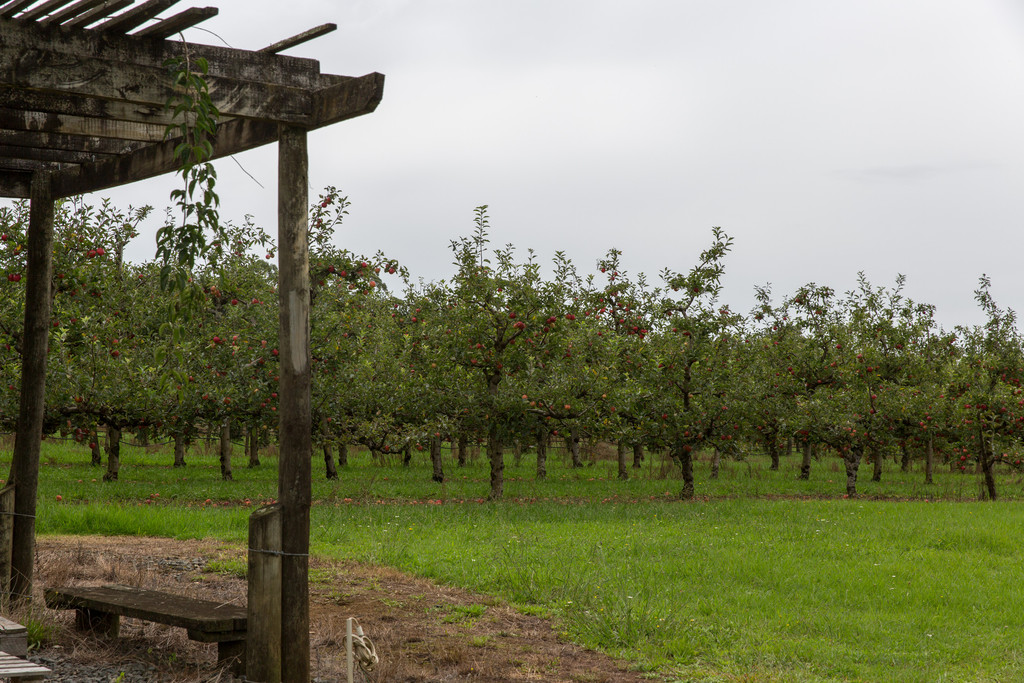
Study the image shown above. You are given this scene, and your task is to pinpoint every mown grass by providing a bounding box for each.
[12,438,1024,681]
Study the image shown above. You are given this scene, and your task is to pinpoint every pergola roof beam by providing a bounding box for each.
[41,0,113,26]
[0,43,313,123]
[0,130,146,155]
[1,16,325,88]
[0,88,202,127]
[62,0,134,28]
[92,0,176,33]
[260,23,336,54]
[0,145,117,164]
[131,5,214,39]
[0,170,30,197]
[0,108,169,141]
[0,0,38,19]
[18,0,75,21]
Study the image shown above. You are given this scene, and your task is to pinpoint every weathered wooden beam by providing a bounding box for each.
[260,23,336,54]
[50,117,279,197]
[0,88,179,127]
[0,129,144,154]
[18,0,75,21]
[311,72,385,128]
[0,144,117,164]
[0,158,64,172]
[93,0,178,33]
[0,0,37,19]
[40,0,112,26]
[8,169,54,607]
[132,6,217,40]
[61,0,132,28]
[0,170,30,198]
[277,124,312,683]
[0,17,326,88]
[0,44,315,123]
[0,108,169,141]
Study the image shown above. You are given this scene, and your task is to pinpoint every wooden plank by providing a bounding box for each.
[0,650,51,676]
[51,117,279,196]
[131,6,217,39]
[0,108,169,142]
[260,23,336,54]
[45,585,247,633]
[93,0,178,34]
[0,144,117,164]
[0,158,63,172]
[9,171,54,609]
[278,125,312,683]
[0,16,326,88]
[0,170,30,198]
[247,504,282,682]
[0,0,37,19]
[0,130,144,154]
[40,0,114,26]
[0,485,13,600]
[18,0,74,21]
[62,0,133,29]
[0,88,180,127]
[311,72,385,128]
[0,44,314,123]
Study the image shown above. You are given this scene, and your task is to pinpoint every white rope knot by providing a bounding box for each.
[348,617,378,673]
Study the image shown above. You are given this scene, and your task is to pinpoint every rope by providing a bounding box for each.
[349,618,378,672]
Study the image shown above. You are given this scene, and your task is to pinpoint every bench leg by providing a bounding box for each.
[75,608,119,637]
[218,639,246,676]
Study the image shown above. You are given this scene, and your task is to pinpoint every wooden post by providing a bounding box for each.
[0,485,14,599]
[277,125,311,682]
[8,171,54,606]
[248,504,282,683]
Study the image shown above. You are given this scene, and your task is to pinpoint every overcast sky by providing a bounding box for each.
[44,1,1024,329]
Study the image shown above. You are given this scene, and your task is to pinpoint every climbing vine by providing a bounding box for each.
[159,44,224,296]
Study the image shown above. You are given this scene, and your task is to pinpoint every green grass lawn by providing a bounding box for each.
[15,438,1024,681]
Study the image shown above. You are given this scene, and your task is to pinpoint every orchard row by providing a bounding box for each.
[0,195,1020,499]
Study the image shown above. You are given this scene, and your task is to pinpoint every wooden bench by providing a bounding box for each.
[0,650,50,681]
[44,584,246,674]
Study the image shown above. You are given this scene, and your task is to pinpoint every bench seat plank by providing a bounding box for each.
[44,585,246,633]
[0,649,51,676]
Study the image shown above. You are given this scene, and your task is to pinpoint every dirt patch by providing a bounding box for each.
[30,535,652,682]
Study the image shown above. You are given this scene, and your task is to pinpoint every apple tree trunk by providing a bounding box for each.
[710,447,721,479]
[323,441,338,480]
[871,446,883,482]
[173,433,187,468]
[248,427,261,467]
[456,434,467,467]
[103,426,121,482]
[617,441,628,481]
[766,437,780,471]
[924,435,934,485]
[632,442,644,469]
[90,431,102,466]
[430,435,444,483]
[338,441,348,468]
[799,442,812,480]
[844,445,862,496]
[535,427,548,479]
[569,428,582,468]
[900,442,911,473]
[676,442,694,499]
[7,172,54,606]
[219,419,233,481]
[978,428,997,501]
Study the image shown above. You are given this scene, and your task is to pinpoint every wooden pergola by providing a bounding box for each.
[0,1,383,680]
